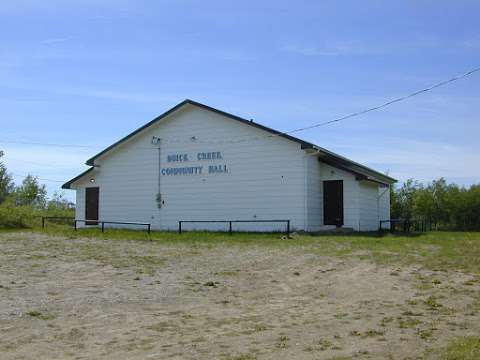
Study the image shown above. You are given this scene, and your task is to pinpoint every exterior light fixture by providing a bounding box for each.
[90,178,95,183]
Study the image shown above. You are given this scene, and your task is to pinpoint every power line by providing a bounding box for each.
[1,66,479,149]
[3,157,75,169]
[282,66,480,135]
[12,173,65,183]
[0,139,103,149]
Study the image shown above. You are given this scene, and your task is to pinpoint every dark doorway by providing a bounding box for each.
[85,187,99,225]
[323,180,343,227]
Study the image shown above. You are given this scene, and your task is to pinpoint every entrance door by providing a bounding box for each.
[323,180,343,227]
[85,187,99,225]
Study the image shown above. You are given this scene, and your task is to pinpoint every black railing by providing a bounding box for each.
[178,219,290,235]
[379,219,429,233]
[41,216,75,228]
[74,219,151,234]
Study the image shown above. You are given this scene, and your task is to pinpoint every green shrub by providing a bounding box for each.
[0,202,37,228]
[0,199,74,229]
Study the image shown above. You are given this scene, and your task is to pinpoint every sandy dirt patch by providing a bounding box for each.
[0,232,479,359]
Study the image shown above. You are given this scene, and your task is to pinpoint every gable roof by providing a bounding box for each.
[63,99,396,188]
[85,99,316,166]
[62,167,94,189]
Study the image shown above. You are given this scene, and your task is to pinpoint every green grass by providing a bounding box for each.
[4,227,480,273]
[424,296,443,310]
[398,315,423,329]
[275,335,289,349]
[27,310,55,320]
[439,336,480,359]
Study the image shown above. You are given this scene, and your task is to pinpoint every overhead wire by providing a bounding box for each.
[11,173,65,183]
[1,66,478,149]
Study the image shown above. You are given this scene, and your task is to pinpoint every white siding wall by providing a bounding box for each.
[305,154,322,231]
[318,163,360,231]
[70,104,391,232]
[358,181,380,231]
[73,105,307,232]
[306,158,388,232]
[74,169,99,223]
[75,187,85,221]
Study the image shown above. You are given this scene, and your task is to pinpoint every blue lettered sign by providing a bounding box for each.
[161,151,228,176]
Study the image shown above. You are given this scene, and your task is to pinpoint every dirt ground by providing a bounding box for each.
[1,232,479,359]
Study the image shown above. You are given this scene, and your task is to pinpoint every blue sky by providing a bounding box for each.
[1,0,479,201]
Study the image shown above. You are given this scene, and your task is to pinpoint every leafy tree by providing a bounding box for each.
[47,191,72,210]
[413,178,449,225]
[390,177,480,230]
[0,150,15,204]
[395,179,420,220]
[457,184,480,230]
[430,178,449,224]
[14,175,47,208]
[390,184,401,219]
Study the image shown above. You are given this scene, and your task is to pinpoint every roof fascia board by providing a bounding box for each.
[61,167,94,189]
[86,99,315,166]
[85,100,191,166]
[82,99,396,183]
[314,147,396,183]
[318,157,392,186]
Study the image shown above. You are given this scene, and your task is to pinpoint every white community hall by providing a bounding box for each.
[63,99,396,232]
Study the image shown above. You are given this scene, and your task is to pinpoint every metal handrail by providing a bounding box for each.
[379,219,429,232]
[178,219,291,235]
[74,219,151,234]
[41,216,75,229]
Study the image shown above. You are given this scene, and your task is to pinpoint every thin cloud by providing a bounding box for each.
[461,39,480,49]
[0,82,180,104]
[280,45,351,56]
[280,42,368,57]
[40,37,70,45]
[81,89,184,104]
[280,37,444,57]
[322,137,480,184]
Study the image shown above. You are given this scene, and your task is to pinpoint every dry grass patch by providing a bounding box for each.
[1,230,480,359]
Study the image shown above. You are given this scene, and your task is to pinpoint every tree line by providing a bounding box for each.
[1,149,479,231]
[0,151,73,228]
[390,178,480,231]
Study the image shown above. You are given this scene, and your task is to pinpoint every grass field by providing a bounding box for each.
[1,229,479,359]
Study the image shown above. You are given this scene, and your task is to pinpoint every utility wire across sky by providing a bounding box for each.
[1,66,479,149]
[282,66,480,135]
[12,173,66,183]
[2,66,480,184]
